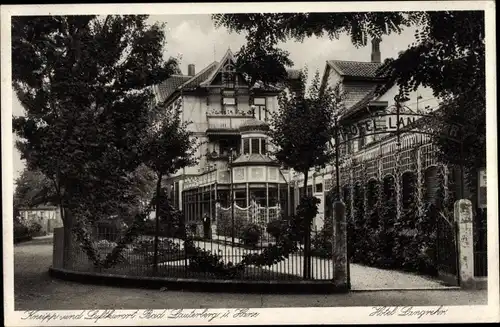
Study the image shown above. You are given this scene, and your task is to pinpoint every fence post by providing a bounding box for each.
[332,200,349,290]
[454,199,475,288]
[52,227,65,269]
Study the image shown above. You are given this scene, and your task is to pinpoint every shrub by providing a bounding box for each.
[239,223,262,247]
[185,239,241,278]
[188,223,199,236]
[311,216,333,258]
[14,219,32,243]
[94,219,124,242]
[28,222,43,236]
[215,210,248,238]
[266,219,286,241]
[141,208,186,239]
[96,239,117,250]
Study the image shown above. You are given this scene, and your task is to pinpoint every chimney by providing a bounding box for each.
[371,37,381,63]
[188,64,195,76]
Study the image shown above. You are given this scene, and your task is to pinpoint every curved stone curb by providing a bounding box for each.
[49,267,349,294]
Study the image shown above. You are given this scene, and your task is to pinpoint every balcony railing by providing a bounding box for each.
[206,112,254,131]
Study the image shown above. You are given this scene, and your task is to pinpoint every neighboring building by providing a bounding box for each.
[153,49,299,227]
[18,205,64,234]
[292,37,443,231]
[295,38,487,279]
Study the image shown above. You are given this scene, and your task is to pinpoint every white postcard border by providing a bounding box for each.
[2,1,498,326]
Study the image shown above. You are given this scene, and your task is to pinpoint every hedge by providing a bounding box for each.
[312,165,454,277]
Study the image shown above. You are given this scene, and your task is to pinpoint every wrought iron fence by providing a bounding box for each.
[63,223,335,281]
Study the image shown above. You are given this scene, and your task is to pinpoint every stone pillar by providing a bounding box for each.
[454,199,475,288]
[52,227,65,269]
[332,201,349,290]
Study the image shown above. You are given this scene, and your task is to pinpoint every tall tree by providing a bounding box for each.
[142,99,199,272]
[213,11,486,188]
[268,69,342,279]
[375,11,485,191]
[12,15,179,260]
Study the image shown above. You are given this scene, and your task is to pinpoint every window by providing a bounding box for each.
[223,97,236,105]
[234,190,247,207]
[251,138,260,154]
[250,189,266,207]
[222,63,236,88]
[260,139,267,155]
[243,139,250,154]
[253,97,267,121]
[219,139,231,156]
[299,186,313,197]
[222,97,237,115]
[315,183,323,193]
[358,127,366,149]
[254,98,266,105]
[268,188,278,207]
[218,190,229,207]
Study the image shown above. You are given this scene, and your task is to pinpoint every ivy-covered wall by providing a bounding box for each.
[313,155,459,276]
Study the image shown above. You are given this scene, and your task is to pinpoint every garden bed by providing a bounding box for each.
[68,259,302,281]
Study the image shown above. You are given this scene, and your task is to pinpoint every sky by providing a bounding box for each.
[11,14,422,180]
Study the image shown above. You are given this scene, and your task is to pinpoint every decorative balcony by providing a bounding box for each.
[206,110,255,135]
[205,150,230,161]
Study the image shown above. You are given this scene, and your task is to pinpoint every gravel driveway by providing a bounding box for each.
[12,236,486,310]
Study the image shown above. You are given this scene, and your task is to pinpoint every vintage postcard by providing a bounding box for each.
[1,1,498,326]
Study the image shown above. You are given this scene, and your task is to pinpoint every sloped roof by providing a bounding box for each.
[155,75,191,102]
[239,118,270,133]
[182,61,219,89]
[342,83,378,110]
[327,60,383,79]
[157,52,302,104]
[231,153,279,167]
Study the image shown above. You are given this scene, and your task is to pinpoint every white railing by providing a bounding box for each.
[215,201,281,227]
[206,115,253,130]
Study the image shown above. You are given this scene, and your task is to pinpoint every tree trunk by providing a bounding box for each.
[62,208,74,269]
[153,173,162,274]
[302,170,312,280]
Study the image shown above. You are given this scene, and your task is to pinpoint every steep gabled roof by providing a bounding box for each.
[327,60,383,79]
[200,48,236,87]
[157,50,303,104]
[154,75,191,103]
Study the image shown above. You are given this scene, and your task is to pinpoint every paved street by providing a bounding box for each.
[13,237,487,310]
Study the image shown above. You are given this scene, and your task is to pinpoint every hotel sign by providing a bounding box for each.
[338,114,463,143]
